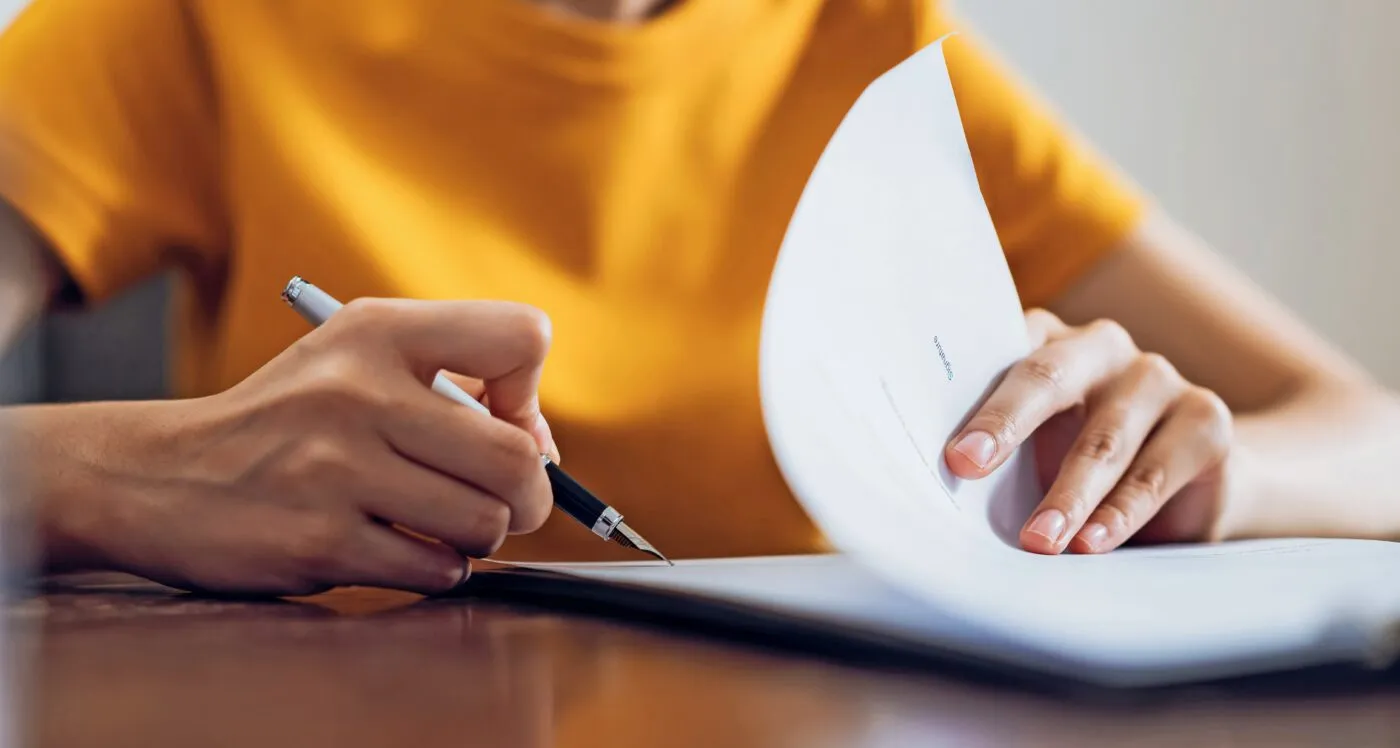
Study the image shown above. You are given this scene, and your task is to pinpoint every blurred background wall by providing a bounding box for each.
[0,0,1397,402]
[953,0,1400,385]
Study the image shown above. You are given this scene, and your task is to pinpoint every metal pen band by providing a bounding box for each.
[280,276,305,305]
[590,507,624,539]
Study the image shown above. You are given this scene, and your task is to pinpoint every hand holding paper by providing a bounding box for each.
[944,307,1234,555]
[494,37,1400,689]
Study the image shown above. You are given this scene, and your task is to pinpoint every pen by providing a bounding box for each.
[279,276,672,565]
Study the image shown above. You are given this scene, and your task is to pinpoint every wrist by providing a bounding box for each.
[4,400,189,575]
[1207,443,1264,543]
[8,404,118,573]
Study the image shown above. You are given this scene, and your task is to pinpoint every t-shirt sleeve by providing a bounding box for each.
[916,5,1148,309]
[0,0,225,305]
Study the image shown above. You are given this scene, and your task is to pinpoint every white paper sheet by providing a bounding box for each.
[758,35,1042,586]
[756,35,1400,678]
[530,546,1400,685]
[518,38,1400,686]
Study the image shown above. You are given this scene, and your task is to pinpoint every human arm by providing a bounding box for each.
[0,187,563,594]
[944,206,1400,552]
[0,208,561,593]
[922,11,1399,550]
[0,1,563,592]
[1049,209,1400,543]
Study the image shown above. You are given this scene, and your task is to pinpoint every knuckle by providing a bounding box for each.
[1024,307,1062,332]
[286,512,356,576]
[1182,386,1234,450]
[1095,502,1134,534]
[282,437,355,488]
[1017,355,1066,391]
[1074,427,1123,463]
[1183,385,1230,420]
[298,357,386,413]
[513,478,554,534]
[459,501,511,557]
[504,304,553,359]
[1088,318,1134,350]
[971,408,1020,445]
[1122,462,1169,503]
[1046,486,1092,518]
[486,426,546,508]
[499,427,542,482]
[1136,352,1180,382]
[332,297,402,334]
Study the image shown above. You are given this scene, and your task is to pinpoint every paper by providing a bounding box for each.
[756,35,1400,677]
[515,38,1400,686]
[527,543,1400,685]
[758,35,1041,583]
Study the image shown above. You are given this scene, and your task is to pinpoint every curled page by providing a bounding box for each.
[756,36,1400,671]
[759,35,1042,594]
[500,37,1400,688]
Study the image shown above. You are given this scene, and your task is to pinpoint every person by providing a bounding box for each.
[0,0,1395,597]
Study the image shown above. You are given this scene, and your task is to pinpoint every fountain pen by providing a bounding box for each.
[279,276,671,565]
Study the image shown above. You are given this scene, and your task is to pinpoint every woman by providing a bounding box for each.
[0,0,1395,596]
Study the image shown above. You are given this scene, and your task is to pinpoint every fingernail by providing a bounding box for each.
[534,414,561,463]
[1078,522,1109,552]
[952,431,997,469]
[445,560,470,589]
[1025,509,1066,545]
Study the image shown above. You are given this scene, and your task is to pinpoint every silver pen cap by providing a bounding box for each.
[281,276,345,327]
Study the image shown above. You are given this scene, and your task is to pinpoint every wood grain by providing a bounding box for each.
[9,573,1398,748]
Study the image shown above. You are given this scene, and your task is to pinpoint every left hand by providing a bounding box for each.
[943,309,1235,554]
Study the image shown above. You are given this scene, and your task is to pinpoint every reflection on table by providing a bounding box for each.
[9,573,1399,747]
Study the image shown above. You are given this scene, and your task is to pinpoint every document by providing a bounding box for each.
[485,37,1400,688]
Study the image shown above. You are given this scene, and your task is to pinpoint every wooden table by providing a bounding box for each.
[10,573,1399,747]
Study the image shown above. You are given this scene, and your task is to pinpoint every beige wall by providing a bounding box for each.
[955,0,1400,384]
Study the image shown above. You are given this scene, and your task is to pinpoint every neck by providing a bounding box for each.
[531,0,675,23]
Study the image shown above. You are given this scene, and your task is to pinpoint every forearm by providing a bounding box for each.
[1224,383,1400,542]
[1,402,126,575]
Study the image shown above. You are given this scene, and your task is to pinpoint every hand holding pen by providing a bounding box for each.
[281,277,670,564]
[13,291,574,597]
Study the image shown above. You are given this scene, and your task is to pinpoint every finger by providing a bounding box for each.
[439,371,486,400]
[945,319,1138,478]
[1024,308,1071,349]
[437,370,560,462]
[534,413,560,465]
[379,384,554,534]
[329,522,471,595]
[336,298,553,437]
[1069,387,1232,554]
[355,458,516,555]
[1019,354,1185,554]
[1031,406,1085,492]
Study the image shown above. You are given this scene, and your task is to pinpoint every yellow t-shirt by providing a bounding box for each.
[0,0,1143,561]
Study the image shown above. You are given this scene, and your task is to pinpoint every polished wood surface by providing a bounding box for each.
[10,573,1399,747]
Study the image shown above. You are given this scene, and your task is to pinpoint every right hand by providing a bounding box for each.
[8,297,560,596]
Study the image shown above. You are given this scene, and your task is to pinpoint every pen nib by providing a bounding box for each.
[610,522,673,566]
